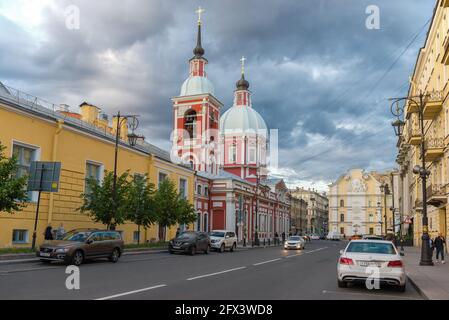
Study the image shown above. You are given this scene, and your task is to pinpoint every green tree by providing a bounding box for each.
[126,174,157,244]
[79,170,130,229]
[153,179,196,240]
[0,142,28,213]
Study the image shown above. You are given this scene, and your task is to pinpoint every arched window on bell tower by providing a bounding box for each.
[184,109,197,139]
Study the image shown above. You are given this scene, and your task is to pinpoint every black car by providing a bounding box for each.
[168,231,210,255]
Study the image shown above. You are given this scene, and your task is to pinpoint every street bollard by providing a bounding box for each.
[268,238,271,246]
[243,238,246,247]
[263,239,266,246]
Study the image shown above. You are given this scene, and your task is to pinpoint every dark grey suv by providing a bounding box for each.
[169,231,210,255]
[37,229,124,266]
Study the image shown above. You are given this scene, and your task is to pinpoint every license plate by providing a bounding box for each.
[359,261,381,267]
[40,252,51,257]
[172,246,180,249]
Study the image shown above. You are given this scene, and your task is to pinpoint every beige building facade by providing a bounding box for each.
[290,188,328,235]
[329,169,395,238]
[396,0,449,248]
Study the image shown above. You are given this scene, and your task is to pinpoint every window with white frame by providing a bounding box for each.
[229,145,237,163]
[85,162,102,194]
[12,229,29,244]
[13,143,38,201]
[179,178,187,199]
[197,184,202,195]
[133,231,140,243]
[158,172,168,187]
[249,146,256,163]
[204,186,209,197]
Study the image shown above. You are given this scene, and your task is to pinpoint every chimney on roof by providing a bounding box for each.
[80,102,100,124]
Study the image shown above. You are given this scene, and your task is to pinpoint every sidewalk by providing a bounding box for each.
[403,247,449,300]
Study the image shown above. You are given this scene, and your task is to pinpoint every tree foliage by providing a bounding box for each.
[126,175,157,229]
[0,142,28,213]
[79,170,130,229]
[153,179,196,229]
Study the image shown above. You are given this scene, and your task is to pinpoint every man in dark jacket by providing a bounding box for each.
[282,232,286,243]
[434,233,446,264]
[44,225,53,241]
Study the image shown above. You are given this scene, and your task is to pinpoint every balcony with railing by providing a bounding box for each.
[424,137,445,162]
[423,91,443,120]
[426,183,447,207]
[406,120,421,145]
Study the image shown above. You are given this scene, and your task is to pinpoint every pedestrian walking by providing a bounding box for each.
[56,223,65,240]
[434,233,446,264]
[275,232,279,245]
[282,232,286,244]
[44,225,53,241]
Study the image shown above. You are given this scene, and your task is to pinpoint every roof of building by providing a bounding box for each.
[180,76,215,96]
[0,82,190,170]
[196,169,251,185]
[220,105,267,136]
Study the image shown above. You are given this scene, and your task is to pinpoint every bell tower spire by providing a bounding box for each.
[190,6,207,77]
[235,56,251,107]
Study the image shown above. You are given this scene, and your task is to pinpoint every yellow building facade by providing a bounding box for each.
[396,0,449,248]
[329,169,395,238]
[0,85,195,248]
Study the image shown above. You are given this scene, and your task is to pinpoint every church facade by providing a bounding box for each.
[171,13,291,242]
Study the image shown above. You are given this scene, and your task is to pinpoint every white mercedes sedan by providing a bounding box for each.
[284,236,306,250]
[337,240,406,292]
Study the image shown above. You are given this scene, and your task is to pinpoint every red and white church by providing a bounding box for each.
[171,12,291,242]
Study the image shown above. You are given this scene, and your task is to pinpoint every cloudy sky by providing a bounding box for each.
[0,0,436,191]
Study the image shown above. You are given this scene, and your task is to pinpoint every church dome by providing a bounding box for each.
[220,106,267,136]
[180,76,215,96]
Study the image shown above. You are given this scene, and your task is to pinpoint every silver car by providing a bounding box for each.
[337,240,406,291]
[284,236,306,250]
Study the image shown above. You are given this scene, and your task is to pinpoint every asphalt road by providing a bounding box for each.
[0,241,423,300]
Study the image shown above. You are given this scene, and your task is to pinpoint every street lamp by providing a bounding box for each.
[111,111,144,230]
[380,183,390,236]
[389,93,434,266]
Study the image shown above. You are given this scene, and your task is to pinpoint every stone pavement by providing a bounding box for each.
[404,246,449,300]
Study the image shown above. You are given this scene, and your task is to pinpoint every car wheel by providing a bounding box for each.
[337,280,347,288]
[230,243,236,252]
[71,250,84,266]
[190,246,196,256]
[219,244,225,253]
[108,248,120,263]
[204,245,210,254]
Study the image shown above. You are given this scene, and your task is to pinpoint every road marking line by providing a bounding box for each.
[187,267,246,281]
[253,258,282,266]
[305,247,328,254]
[96,284,167,300]
[285,253,303,258]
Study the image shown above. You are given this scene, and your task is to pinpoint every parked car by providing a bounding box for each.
[37,229,124,266]
[310,234,320,240]
[327,231,343,241]
[209,230,237,253]
[284,236,306,250]
[169,231,210,255]
[362,235,384,240]
[337,240,406,292]
[301,234,311,242]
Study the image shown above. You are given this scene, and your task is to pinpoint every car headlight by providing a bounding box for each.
[55,248,68,253]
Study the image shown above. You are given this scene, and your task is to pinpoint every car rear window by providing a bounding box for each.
[210,232,225,237]
[346,242,396,254]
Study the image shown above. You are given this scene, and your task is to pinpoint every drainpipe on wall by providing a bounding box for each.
[47,119,64,225]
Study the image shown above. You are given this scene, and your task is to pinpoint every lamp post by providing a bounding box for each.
[389,93,434,266]
[380,183,390,236]
[111,111,144,230]
[377,201,383,236]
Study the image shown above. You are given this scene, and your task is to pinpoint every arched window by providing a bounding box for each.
[340,199,344,207]
[184,110,197,139]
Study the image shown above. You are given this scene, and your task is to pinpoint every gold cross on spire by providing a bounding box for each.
[196,6,205,24]
[240,56,246,75]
